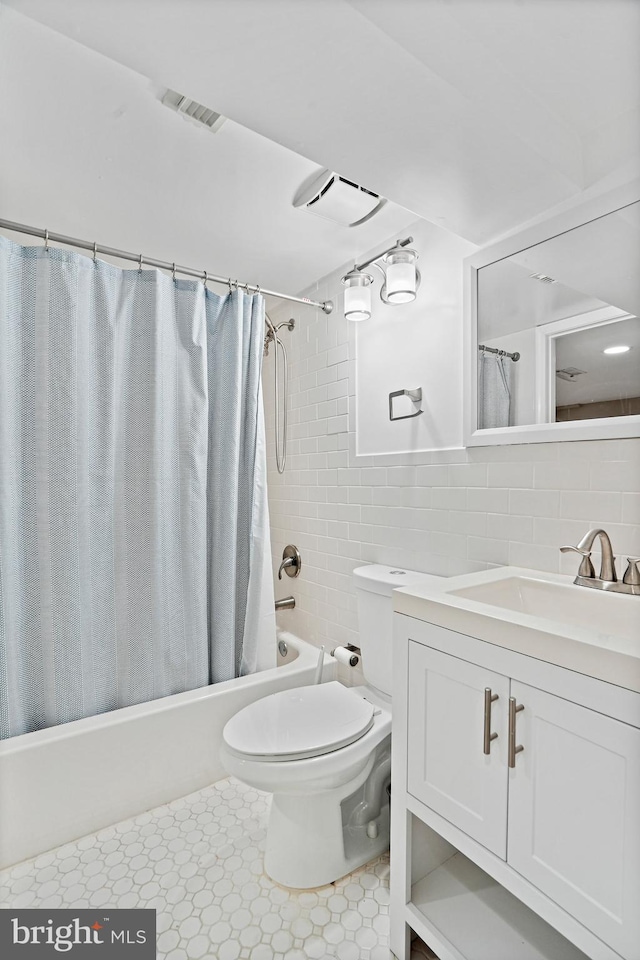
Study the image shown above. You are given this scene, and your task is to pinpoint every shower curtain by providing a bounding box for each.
[0,237,274,739]
[478,352,512,429]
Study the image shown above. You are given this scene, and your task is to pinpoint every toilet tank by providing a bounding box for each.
[353,565,440,697]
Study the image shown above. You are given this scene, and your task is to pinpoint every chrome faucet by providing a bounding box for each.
[560,528,640,596]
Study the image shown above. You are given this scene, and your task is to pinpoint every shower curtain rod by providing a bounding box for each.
[478,343,520,362]
[0,217,334,315]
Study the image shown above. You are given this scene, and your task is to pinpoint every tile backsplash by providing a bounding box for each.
[264,274,639,654]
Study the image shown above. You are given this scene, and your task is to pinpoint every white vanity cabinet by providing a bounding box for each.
[407,645,510,859]
[391,615,640,960]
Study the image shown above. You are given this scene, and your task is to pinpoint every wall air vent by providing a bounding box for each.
[161,89,226,132]
[293,169,386,227]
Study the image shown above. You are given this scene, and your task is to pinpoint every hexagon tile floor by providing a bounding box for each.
[0,777,435,960]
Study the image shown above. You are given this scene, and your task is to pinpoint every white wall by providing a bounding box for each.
[264,233,640,653]
[355,219,476,455]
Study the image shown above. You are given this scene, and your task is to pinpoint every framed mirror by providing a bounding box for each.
[464,182,640,445]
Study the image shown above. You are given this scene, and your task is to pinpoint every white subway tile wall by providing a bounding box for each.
[264,285,640,654]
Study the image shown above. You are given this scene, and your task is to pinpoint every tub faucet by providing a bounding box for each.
[560,528,639,595]
[275,596,295,611]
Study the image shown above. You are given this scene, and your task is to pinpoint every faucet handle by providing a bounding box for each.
[278,544,301,580]
[560,545,595,579]
[623,557,640,586]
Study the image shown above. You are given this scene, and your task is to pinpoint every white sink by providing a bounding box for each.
[448,575,638,643]
[393,566,640,692]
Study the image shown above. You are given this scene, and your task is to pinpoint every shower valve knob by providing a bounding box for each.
[278,545,301,580]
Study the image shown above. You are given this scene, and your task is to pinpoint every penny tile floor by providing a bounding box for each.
[0,777,435,959]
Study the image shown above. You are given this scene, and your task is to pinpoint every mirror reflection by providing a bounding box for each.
[476,201,640,429]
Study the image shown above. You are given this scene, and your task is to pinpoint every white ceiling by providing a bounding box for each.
[556,316,640,405]
[1,0,639,297]
[0,5,417,298]
[478,201,640,340]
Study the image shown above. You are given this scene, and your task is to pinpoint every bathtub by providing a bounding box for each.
[0,631,335,869]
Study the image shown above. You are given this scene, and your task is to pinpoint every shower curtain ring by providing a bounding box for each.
[138,254,144,273]
[93,242,98,262]
[202,270,208,288]
[44,229,49,252]
[172,263,177,282]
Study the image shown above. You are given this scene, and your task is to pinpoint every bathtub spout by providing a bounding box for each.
[349,753,391,827]
[275,596,295,611]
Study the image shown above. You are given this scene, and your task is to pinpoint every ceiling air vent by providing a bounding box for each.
[161,89,226,132]
[556,367,587,381]
[529,273,557,284]
[293,169,386,227]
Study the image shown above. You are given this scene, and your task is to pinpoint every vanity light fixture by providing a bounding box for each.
[603,344,631,355]
[341,237,420,321]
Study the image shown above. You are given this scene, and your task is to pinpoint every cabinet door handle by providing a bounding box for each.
[483,687,499,755]
[508,696,524,768]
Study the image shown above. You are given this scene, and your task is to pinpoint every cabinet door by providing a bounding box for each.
[508,680,640,960]
[407,642,510,858]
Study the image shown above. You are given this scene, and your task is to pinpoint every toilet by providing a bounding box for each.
[221,564,435,889]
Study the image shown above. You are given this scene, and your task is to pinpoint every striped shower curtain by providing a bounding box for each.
[0,237,274,739]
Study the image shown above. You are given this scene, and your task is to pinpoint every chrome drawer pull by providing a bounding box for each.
[483,687,499,755]
[508,696,525,768]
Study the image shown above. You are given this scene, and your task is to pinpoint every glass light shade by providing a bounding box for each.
[342,272,372,321]
[384,251,417,304]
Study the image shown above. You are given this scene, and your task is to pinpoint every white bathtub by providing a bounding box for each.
[0,632,335,869]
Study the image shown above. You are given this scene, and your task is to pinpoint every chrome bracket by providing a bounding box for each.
[389,388,423,421]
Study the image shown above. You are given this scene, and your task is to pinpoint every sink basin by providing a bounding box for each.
[449,576,638,643]
[393,566,640,692]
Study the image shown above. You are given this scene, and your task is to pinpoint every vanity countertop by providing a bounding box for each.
[394,566,640,693]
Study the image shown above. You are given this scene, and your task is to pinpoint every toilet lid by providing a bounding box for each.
[223,682,375,761]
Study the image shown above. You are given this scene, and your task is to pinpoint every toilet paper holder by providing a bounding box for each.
[331,644,361,667]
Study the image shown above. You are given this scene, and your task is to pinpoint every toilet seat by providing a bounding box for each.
[223,681,375,761]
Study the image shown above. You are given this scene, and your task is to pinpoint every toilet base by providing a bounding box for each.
[263,746,391,889]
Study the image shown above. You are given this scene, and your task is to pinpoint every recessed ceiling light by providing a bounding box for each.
[603,345,631,355]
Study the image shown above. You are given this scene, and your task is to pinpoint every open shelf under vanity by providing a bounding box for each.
[406,849,589,960]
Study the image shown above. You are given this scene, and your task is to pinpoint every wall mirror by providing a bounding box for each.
[464,182,640,445]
